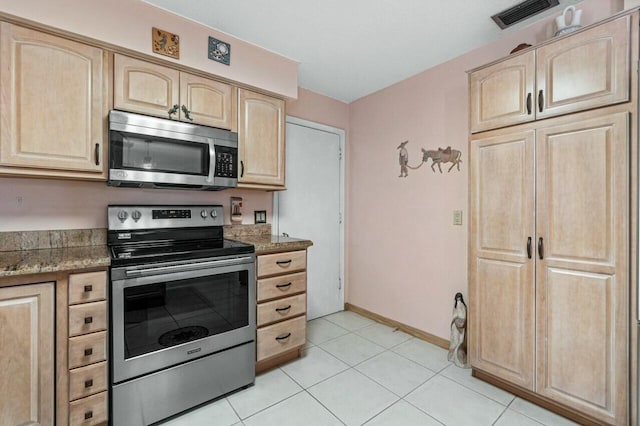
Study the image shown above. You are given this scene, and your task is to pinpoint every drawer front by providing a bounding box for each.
[69,331,107,369]
[257,315,306,362]
[257,272,306,302]
[257,293,306,327]
[69,391,108,426]
[69,361,107,401]
[69,301,107,337]
[69,271,107,305]
[257,250,306,278]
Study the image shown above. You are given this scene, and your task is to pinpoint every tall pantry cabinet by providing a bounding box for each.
[468,12,637,426]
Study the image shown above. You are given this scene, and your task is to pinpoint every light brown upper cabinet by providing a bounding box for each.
[238,88,285,189]
[114,54,234,130]
[470,51,536,133]
[469,108,629,425]
[469,15,629,133]
[0,23,108,179]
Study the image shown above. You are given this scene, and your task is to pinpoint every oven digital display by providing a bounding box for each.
[152,209,192,219]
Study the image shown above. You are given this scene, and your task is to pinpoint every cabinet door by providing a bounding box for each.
[114,54,180,120]
[535,110,628,424]
[238,88,285,188]
[0,23,106,176]
[536,15,630,119]
[0,282,54,426]
[469,51,535,133]
[179,73,234,129]
[469,129,535,390]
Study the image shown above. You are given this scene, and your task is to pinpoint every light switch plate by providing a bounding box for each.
[453,210,463,226]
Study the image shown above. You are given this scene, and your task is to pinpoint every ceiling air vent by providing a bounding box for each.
[492,0,560,29]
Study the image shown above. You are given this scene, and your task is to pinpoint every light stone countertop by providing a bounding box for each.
[0,229,109,278]
[0,245,111,278]
[224,223,313,253]
[0,225,312,278]
[231,234,313,254]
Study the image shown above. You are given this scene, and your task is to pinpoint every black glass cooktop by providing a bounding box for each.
[109,237,254,267]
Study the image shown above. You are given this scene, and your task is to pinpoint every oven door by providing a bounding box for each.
[110,255,255,383]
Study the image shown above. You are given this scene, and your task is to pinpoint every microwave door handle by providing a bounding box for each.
[207,140,216,183]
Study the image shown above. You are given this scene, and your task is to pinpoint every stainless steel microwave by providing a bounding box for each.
[108,110,238,190]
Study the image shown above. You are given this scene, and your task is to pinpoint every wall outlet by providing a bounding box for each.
[453,210,463,226]
[230,196,243,224]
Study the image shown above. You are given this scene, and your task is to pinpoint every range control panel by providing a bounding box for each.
[108,205,224,230]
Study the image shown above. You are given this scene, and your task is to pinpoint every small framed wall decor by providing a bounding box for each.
[208,36,231,65]
[152,27,180,59]
[254,210,267,224]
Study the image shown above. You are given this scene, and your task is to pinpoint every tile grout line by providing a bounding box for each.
[236,387,307,423]
[436,366,516,407]
[400,389,448,426]
[300,388,348,426]
[284,344,352,389]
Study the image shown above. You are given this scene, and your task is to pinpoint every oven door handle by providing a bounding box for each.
[125,256,254,277]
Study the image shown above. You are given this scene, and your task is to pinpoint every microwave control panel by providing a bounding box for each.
[216,146,237,178]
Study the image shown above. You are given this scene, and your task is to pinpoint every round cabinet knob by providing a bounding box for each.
[200,209,208,219]
[131,210,142,221]
[210,210,217,218]
[117,210,128,222]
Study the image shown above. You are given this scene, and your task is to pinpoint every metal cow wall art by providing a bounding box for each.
[421,146,462,173]
[396,140,462,177]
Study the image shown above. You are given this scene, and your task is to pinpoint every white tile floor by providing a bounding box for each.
[161,311,578,426]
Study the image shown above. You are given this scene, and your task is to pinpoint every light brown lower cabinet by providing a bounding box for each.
[255,250,307,371]
[470,107,629,425]
[69,392,108,426]
[66,270,109,426]
[0,282,55,426]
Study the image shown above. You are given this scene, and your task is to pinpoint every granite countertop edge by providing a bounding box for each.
[0,236,312,278]
[0,246,111,279]
[232,235,313,253]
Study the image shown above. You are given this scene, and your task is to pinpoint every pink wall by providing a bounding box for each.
[286,88,350,131]
[0,0,294,232]
[0,178,272,231]
[0,0,298,98]
[346,0,622,340]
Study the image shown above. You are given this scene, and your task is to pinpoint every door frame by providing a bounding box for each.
[273,115,346,311]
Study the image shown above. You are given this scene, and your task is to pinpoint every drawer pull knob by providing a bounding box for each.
[84,379,93,388]
[276,259,292,266]
[84,316,93,324]
[276,305,292,313]
[275,332,291,342]
[84,411,93,420]
[84,284,93,292]
[84,348,93,356]
[276,282,292,290]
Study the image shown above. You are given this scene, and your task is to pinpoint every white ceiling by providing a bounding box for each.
[144,0,582,103]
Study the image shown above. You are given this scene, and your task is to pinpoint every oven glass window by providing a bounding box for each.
[110,131,209,176]
[123,271,248,359]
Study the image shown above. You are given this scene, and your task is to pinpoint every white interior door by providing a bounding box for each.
[275,117,344,319]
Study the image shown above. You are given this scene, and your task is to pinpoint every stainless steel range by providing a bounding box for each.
[107,205,255,426]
